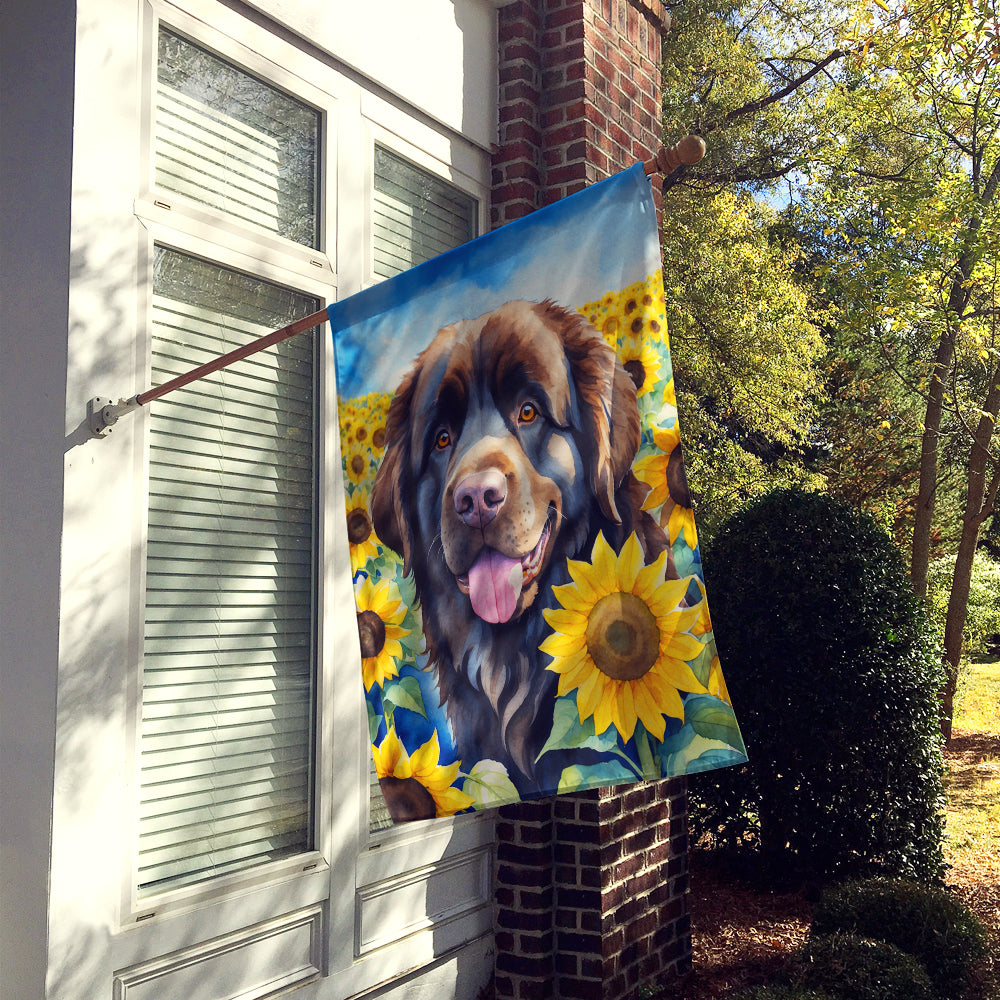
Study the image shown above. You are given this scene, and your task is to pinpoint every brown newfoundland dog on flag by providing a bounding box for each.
[370,300,669,796]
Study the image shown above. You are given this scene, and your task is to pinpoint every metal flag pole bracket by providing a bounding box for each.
[86,136,704,440]
[88,395,141,438]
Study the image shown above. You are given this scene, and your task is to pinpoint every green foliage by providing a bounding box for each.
[661,0,852,192]
[790,934,934,1000]
[657,2,837,537]
[811,878,989,999]
[927,550,1000,658]
[691,488,947,882]
[663,187,827,537]
[731,987,836,1000]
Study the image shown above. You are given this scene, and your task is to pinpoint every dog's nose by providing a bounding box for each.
[454,470,507,528]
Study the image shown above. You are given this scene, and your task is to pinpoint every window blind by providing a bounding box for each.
[138,248,318,895]
[372,146,477,280]
[156,28,320,249]
[368,149,477,831]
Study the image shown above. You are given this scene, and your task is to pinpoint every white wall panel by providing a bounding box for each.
[242,0,498,152]
[113,906,323,1000]
[356,850,490,955]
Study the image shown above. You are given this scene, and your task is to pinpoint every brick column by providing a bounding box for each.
[491,3,692,999]
[493,0,668,225]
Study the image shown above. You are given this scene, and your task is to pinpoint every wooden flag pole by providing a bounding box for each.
[87,308,330,437]
[88,136,705,437]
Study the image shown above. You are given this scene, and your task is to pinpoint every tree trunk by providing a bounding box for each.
[910,329,956,597]
[941,378,1000,740]
[910,160,1000,596]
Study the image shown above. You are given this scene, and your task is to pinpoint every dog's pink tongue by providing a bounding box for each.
[468,548,523,624]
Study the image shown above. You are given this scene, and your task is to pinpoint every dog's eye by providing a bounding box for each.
[434,428,452,450]
[518,402,538,425]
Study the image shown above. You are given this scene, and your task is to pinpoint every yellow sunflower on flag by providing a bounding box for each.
[634,424,698,547]
[540,532,707,741]
[373,727,475,821]
[345,490,380,573]
[362,392,391,458]
[343,439,372,486]
[355,576,410,690]
[662,375,677,410]
[707,655,731,705]
[339,400,359,441]
[617,332,662,397]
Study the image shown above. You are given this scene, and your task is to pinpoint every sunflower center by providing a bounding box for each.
[586,592,660,681]
[347,507,373,545]
[624,358,647,392]
[349,454,366,478]
[380,776,436,822]
[357,609,386,659]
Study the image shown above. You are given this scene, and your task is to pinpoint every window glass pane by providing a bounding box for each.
[156,27,320,248]
[139,246,318,895]
[372,146,477,279]
[368,151,477,831]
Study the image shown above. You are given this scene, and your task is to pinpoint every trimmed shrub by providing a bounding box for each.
[812,878,988,999]
[691,489,947,882]
[791,933,934,1000]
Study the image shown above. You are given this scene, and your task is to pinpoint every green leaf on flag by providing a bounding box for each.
[536,696,622,760]
[557,760,636,794]
[462,759,521,807]
[684,694,743,748]
[686,638,716,687]
[367,702,382,743]
[382,674,426,718]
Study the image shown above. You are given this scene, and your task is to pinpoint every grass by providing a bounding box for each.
[955,658,1000,733]
[945,659,1000,870]
[939,658,1000,1000]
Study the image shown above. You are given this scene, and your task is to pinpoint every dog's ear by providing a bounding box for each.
[554,306,640,524]
[370,369,417,573]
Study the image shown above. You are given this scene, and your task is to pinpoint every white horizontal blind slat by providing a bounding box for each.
[138,247,318,896]
[371,146,477,281]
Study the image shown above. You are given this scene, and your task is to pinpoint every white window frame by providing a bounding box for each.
[109,0,496,992]
[122,0,341,932]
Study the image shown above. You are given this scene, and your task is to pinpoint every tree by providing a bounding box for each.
[660,188,825,534]
[658,1,846,534]
[806,0,1000,735]
[661,0,854,194]
[660,0,1000,737]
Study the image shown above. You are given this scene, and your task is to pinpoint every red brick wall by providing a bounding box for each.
[494,783,691,1000]
[492,0,667,226]
[490,4,691,998]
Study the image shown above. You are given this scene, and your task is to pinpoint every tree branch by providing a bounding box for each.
[705,49,847,133]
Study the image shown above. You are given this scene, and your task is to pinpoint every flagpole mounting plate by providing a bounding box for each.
[88,396,140,438]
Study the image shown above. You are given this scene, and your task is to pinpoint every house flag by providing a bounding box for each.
[329,163,747,822]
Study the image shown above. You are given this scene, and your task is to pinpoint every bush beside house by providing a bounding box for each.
[691,488,947,883]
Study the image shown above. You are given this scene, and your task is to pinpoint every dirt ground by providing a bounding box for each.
[671,732,1000,999]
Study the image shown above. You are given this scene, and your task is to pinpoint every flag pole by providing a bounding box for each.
[88,135,705,438]
[87,307,330,437]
